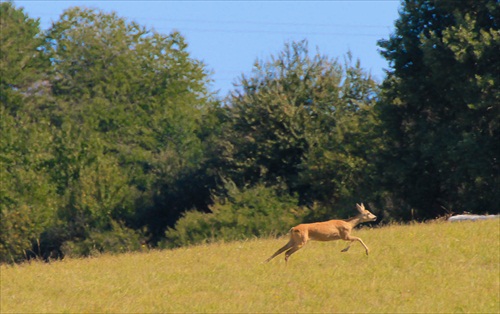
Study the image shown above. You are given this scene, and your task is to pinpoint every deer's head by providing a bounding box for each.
[356,203,377,223]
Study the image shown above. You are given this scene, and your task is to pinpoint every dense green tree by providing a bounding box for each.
[221,41,379,218]
[0,1,48,113]
[0,2,57,262]
[376,0,500,219]
[1,4,216,262]
[44,7,210,151]
[299,54,380,218]
[0,110,58,262]
[43,7,214,242]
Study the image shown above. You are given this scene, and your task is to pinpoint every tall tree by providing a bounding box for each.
[0,2,56,262]
[222,41,378,218]
[44,7,214,241]
[0,1,47,113]
[377,0,500,219]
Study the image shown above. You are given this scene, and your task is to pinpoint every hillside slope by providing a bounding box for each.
[1,220,499,313]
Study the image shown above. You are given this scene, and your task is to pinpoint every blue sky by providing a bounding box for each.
[16,1,401,97]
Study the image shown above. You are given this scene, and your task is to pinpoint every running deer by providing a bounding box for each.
[265,203,377,263]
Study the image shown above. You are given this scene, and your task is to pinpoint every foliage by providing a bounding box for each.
[221,41,379,218]
[376,0,500,219]
[2,0,499,263]
[61,221,145,258]
[298,54,381,218]
[1,4,214,262]
[42,7,214,241]
[0,2,47,113]
[0,113,55,261]
[163,184,308,248]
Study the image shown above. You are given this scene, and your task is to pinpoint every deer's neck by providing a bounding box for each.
[345,216,362,228]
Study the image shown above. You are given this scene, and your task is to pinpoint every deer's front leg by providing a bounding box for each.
[342,235,370,255]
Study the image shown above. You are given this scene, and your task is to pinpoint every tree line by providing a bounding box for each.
[1,0,498,263]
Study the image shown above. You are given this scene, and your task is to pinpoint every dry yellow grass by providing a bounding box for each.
[1,219,499,313]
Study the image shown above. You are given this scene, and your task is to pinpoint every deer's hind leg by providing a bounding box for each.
[283,229,308,263]
[284,245,303,263]
[265,240,294,262]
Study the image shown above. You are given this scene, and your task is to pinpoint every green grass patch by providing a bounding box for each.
[1,220,499,313]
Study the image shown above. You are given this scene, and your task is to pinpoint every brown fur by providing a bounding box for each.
[265,203,377,263]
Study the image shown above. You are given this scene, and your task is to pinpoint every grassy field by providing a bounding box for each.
[1,219,499,313]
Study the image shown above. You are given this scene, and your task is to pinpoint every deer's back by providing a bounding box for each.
[293,220,349,242]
